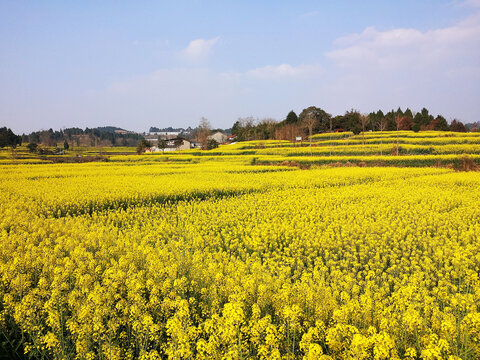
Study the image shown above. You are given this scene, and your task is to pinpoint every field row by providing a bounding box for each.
[177,144,480,157]
[0,162,446,218]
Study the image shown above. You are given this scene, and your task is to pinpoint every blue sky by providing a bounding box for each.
[1,0,479,133]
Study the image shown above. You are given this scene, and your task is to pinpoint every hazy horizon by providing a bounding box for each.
[1,0,480,134]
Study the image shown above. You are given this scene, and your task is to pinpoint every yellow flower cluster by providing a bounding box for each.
[191,144,480,157]
[1,155,480,359]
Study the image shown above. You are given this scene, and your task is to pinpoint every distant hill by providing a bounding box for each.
[22,126,143,147]
[90,126,128,133]
[465,122,480,131]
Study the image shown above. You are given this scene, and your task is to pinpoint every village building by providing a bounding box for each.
[190,140,202,148]
[166,137,191,150]
[147,137,191,152]
[208,131,228,144]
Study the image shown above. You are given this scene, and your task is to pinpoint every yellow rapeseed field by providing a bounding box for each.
[1,139,480,359]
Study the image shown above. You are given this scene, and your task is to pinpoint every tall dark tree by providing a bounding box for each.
[285,110,299,125]
[404,108,414,119]
[395,107,404,118]
[384,110,398,131]
[368,111,379,131]
[231,121,242,138]
[298,106,332,133]
[0,127,22,148]
[367,110,385,131]
[429,115,449,131]
[336,110,362,134]
[413,107,434,129]
[450,119,467,132]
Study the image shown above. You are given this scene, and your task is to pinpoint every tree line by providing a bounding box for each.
[231,107,472,142]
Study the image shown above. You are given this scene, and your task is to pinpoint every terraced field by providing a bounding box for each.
[1,131,480,359]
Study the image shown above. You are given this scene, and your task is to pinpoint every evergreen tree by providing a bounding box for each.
[450,119,467,132]
[285,111,299,124]
[0,127,22,148]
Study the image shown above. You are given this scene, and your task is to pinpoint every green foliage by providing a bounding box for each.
[231,117,276,142]
[231,121,243,140]
[0,127,22,148]
[158,138,167,150]
[336,110,362,135]
[404,108,413,119]
[298,106,331,133]
[207,139,219,150]
[136,139,153,154]
[27,143,38,153]
[285,110,299,124]
[429,116,449,131]
[413,107,434,128]
[231,107,467,144]
[368,110,385,131]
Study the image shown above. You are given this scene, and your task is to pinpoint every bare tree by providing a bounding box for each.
[196,117,211,150]
[379,117,386,156]
[360,114,369,146]
[275,123,301,143]
[257,118,277,140]
[235,116,255,141]
[395,115,402,155]
[302,114,317,156]
[359,114,369,156]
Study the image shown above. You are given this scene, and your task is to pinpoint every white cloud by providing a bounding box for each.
[180,37,219,61]
[327,13,480,71]
[463,0,480,8]
[245,63,323,79]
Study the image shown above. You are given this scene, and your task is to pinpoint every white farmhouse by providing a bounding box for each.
[207,131,228,144]
[147,137,191,152]
[166,137,191,150]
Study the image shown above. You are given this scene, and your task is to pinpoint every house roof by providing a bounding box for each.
[168,137,190,142]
